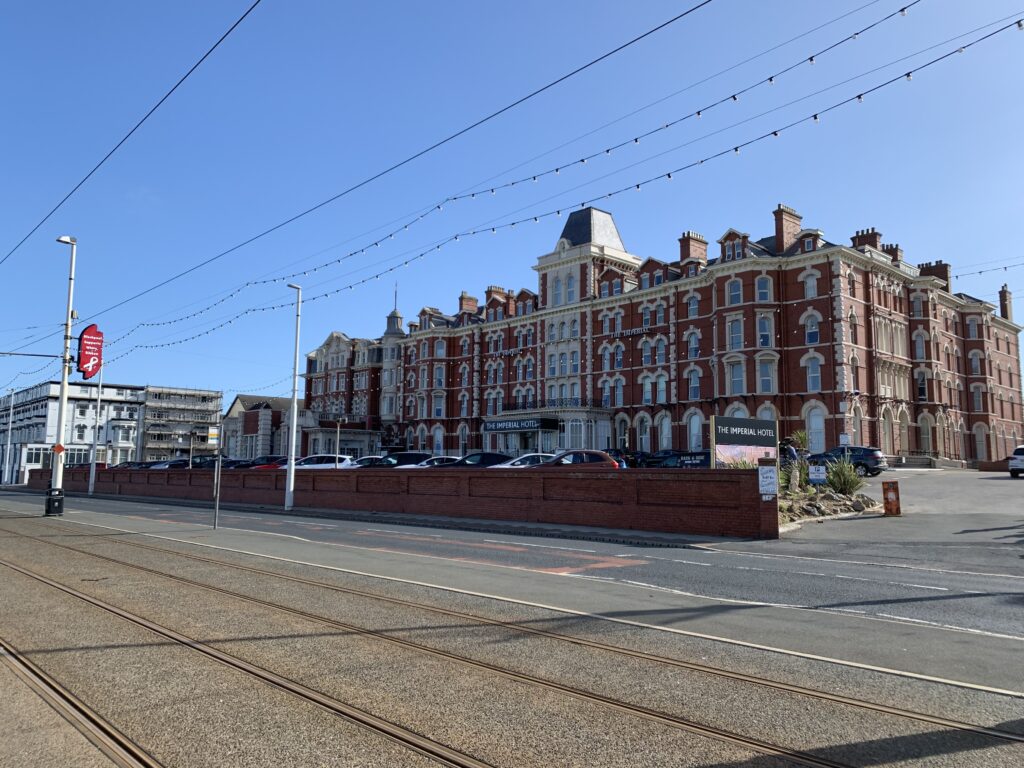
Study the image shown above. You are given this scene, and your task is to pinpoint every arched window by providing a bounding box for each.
[566,275,576,303]
[614,379,624,407]
[847,273,856,298]
[656,374,667,404]
[614,345,624,369]
[637,416,651,453]
[806,358,821,392]
[687,412,703,450]
[559,322,567,340]
[558,353,567,376]
[687,369,700,400]
[806,407,826,454]
[688,333,699,359]
[601,380,611,407]
[849,313,858,345]
[804,275,818,299]
[805,316,820,345]
[688,295,699,318]
[756,276,771,302]
[570,319,578,338]
[420,341,428,359]
[656,413,672,450]
[525,358,534,380]
[914,336,926,360]
[433,364,444,387]
[434,339,445,357]
[602,347,611,371]
[552,277,562,306]
[642,307,651,327]
[656,339,666,365]
[642,341,652,366]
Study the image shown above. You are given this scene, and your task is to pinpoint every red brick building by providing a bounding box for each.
[303,205,1023,463]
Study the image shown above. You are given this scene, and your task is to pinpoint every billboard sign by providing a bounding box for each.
[76,324,103,380]
[711,416,777,467]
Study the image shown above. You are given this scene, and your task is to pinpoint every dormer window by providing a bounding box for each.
[654,271,663,285]
[687,264,697,277]
[803,237,815,252]
[725,242,733,261]
[612,279,622,296]
[600,282,609,298]
[734,240,744,259]
[641,274,650,289]
[496,307,504,320]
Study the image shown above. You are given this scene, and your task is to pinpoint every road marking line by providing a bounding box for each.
[33,512,1024,699]
[703,547,1024,580]
[484,539,597,553]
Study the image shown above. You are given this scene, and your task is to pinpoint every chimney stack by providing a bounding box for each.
[457,291,478,314]
[999,284,1014,322]
[882,243,903,264]
[678,230,708,264]
[919,260,952,289]
[773,204,803,254]
[851,228,882,250]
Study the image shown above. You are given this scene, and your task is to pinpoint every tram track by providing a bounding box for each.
[2,521,1022,767]
[0,635,163,768]
[0,549,854,768]
[15,518,1024,746]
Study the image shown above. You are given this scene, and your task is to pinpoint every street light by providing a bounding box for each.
[284,283,301,511]
[3,388,14,485]
[48,235,77,516]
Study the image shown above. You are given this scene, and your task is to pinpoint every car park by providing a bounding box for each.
[231,455,284,469]
[650,451,711,468]
[396,456,460,469]
[294,454,355,469]
[538,450,620,468]
[489,453,556,468]
[445,452,512,468]
[1009,445,1024,478]
[807,445,888,477]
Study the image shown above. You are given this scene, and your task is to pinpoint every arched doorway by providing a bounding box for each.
[636,414,651,453]
[918,414,933,455]
[973,424,989,461]
[898,411,910,456]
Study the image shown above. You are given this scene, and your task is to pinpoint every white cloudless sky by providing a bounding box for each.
[2,0,1022,397]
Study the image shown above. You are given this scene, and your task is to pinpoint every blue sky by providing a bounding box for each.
[2,0,1022,399]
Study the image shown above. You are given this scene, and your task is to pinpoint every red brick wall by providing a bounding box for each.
[33,467,779,539]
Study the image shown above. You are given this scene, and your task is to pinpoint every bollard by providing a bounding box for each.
[882,480,901,516]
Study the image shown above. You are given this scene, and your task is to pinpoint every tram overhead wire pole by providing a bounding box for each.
[285,283,301,512]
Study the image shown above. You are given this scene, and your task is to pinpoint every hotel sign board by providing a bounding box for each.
[710,416,778,467]
[482,418,558,433]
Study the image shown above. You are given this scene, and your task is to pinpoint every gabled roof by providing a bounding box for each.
[716,228,750,243]
[225,395,291,417]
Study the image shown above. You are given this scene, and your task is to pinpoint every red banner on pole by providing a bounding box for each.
[77,324,103,380]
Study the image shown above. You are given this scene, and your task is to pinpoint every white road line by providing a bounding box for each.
[27,512,1024,698]
[703,547,1024,580]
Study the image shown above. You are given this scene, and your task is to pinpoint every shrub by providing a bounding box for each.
[789,430,808,450]
[827,458,865,496]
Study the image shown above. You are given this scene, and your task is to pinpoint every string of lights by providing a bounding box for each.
[91,16,1024,366]
[223,375,292,399]
[0,0,265,270]
[50,0,930,347]
[954,261,1024,279]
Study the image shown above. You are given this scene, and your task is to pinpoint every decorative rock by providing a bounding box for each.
[851,500,866,512]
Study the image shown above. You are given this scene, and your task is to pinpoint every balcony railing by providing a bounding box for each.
[498,397,604,412]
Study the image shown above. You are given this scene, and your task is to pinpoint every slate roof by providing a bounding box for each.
[557,207,625,251]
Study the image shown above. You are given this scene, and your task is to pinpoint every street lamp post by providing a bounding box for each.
[3,388,14,485]
[285,283,302,511]
[48,235,77,515]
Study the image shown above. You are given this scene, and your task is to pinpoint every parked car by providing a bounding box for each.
[650,451,711,469]
[1009,445,1024,478]
[489,453,556,468]
[605,448,645,468]
[294,454,355,469]
[219,458,252,469]
[362,451,433,468]
[538,450,620,468]
[252,457,290,470]
[638,449,686,468]
[351,455,384,467]
[231,455,284,469]
[149,459,190,470]
[807,446,888,477]
[445,452,512,468]
[190,456,221,470]
[396,456,460,469]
